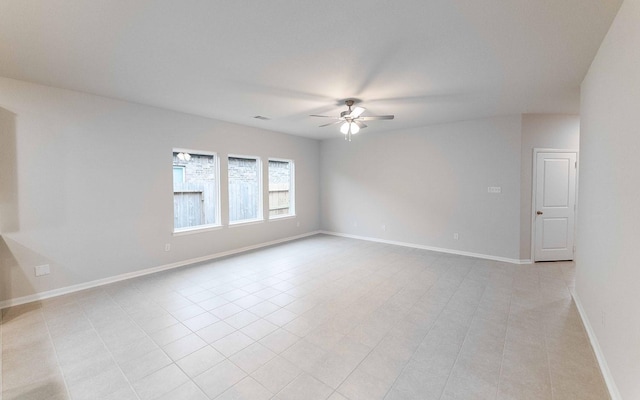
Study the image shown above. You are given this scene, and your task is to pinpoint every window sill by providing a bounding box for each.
[268,214,296,221]
[228,219,265,228]
[173,224,222,236]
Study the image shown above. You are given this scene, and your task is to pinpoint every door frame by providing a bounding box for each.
[530,148,580,262]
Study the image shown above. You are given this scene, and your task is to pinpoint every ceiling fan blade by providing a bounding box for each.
[310,114,339,118]
[349,106,365,118]
[359,115,394,121]
[354,121,367,129]
[319,120,343,128]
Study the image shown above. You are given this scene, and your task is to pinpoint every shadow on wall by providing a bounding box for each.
[1,106,19,305]
[0,237,18,306]
[0,106,19,233]
[0,236,56,306]
[0,106,68,307]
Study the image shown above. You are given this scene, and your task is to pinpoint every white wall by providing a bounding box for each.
[577,0,640,398]
[0,77,320,303]
[321,116,523,261]
[0,74,585,305]
[520,114,580,261]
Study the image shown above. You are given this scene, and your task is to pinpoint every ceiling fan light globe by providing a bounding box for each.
[350,123,360,134]
[340,122,350,134]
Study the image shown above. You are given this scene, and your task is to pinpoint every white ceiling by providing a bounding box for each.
[0,0,622,139]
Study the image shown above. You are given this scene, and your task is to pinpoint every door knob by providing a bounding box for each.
[536,211,543,215]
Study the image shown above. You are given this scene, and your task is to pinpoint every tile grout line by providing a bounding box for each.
[72,292,144,400]
[210,271,314,400]
[365,257,472,399]
[83,280,225,398]
[117,258,311,399]
[110,281,229,399]
[39,306,74,400]
[274,254,418,399]
[376,257,461,399]
[108,274,271,397]
[103,283,195,396]
[539,267,557,400]
[433,263,493,400]
[343,255,449,398]
[273,249,437,399]
[234,263,336,399]
[123,278,263,397]
[493,272,516,400]
[180,255,321,398]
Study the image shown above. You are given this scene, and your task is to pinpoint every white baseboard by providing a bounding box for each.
[572,291,621,400]
[320,230,529,265]
[0,231,321,310]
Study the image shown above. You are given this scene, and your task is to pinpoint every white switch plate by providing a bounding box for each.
[487,186,502,193]
[35,264,50,277]
[164,243,171,252]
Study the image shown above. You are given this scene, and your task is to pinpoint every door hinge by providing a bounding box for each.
[575,161,577,168]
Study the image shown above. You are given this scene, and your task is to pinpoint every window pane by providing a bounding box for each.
[228,156,262,223]
[173,151,218,230]
[268,160,294,217]
[173,166,185,183]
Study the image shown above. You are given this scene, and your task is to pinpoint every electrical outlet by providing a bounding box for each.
[296,221,300,227]
[34,264,50,277]
[165,243,171,252]
[382,224,386,231]
[453,233,459,240]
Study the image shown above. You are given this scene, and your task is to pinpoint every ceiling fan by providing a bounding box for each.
[311,99,394,141]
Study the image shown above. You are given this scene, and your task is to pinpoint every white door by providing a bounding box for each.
[533,151,577,261]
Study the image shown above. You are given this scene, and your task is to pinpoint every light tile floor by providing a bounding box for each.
[1,234,610,399]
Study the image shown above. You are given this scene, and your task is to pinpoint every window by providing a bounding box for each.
[268,159,295,218]
[173,150,220,232]
[228,156,263,224]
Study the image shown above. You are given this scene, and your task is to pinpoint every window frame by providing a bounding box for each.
[267,158,296,220]
[227,154,264,226]
[172,148,222,235]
